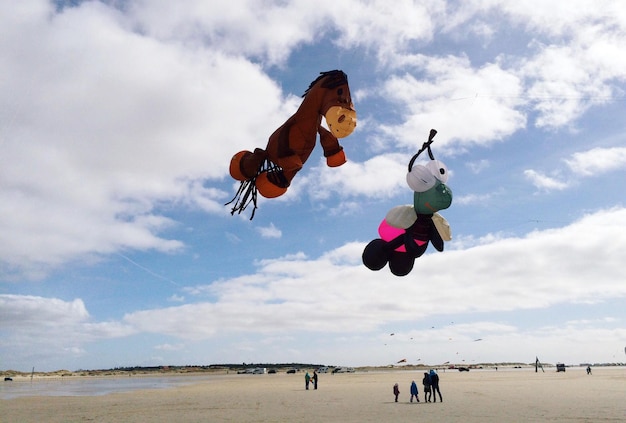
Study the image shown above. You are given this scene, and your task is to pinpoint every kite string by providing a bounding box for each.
[448,93,626,102]
[115,252,180,287]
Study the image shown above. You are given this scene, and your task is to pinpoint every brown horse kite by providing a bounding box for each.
[227,70,357,218]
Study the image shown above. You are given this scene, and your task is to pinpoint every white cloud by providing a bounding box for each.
[378,55,527,149]
[6,207,626,367]
[519,145,626,192]
[305,153,408,200]
[0,295,135,368]
[168,294,185,302]
[331,0,441,57]
[256,223,282,239]
[0,0,298,278]
[454,192,492,206]
[112,208,626,339]
[436,0,626,130]
[154,343,185,351]
[0,201,626,364]
[124,0,328,65]
[0,295,89,328]
[523,169,569,191]
[565,147,626,176]
[466,159,490,174]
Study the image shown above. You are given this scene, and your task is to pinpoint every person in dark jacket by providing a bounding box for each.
[422,372,432,402]
[429,369,442,402]
[393,383,400,402]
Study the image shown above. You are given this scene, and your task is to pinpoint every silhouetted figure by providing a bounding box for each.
[422,372,432,402]
[429,369,442,402]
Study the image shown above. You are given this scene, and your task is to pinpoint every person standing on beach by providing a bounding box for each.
[429,369,442,402]
[312,371,318,389]
[305,372,311,390]
[410,380,419,402]
[586,366,592,375]
[393,383,400,402]
[422,372,431,402]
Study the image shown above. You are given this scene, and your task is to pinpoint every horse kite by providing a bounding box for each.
[227,70,357,219]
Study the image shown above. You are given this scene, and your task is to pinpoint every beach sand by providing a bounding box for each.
[2,367,624,422]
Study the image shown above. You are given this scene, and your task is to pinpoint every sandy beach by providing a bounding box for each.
[2,367,624,422]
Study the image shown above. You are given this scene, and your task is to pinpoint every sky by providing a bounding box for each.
[1,0,626,372]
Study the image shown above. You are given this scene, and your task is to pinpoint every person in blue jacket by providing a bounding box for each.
[410,380,420,402]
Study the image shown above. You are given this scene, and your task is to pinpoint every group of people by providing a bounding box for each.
[393,370,443,403]
[303,367,443,401]
[305,371,318,390]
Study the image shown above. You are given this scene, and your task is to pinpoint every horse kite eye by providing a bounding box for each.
[337,88,343,96]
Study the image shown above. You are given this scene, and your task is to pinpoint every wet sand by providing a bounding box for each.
[2,367,624,422]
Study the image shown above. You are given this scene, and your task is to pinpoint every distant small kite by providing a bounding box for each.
[397,359,407,363]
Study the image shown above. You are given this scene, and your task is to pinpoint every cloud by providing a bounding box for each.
[305,153,408,200]
[378,55,527,149]
[256,223,282,239]
[332,0,440,56]
[523,169,569,191]
[436,0,626,130]
[0,295,135,368]
[2,207,626,368]
[466,159,490,174]
[104,208,626,339]
[168,294,185,302]
[154,343,185,352]
[565,147,626,176]
[520,145,626,192]
[0,1,298,278]
[123,0,330,65]
[454,193,493,206]
[0,295,89,328]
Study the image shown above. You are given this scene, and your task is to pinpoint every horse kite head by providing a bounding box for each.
[302,70,356,138]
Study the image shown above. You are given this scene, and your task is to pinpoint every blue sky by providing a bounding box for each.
[1,0,626,372]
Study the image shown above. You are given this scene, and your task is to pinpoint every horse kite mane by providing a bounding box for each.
[302,70,349,97]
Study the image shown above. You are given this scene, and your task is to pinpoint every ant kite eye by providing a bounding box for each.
[406,165,436,192]
[426,160,448,183]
